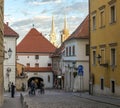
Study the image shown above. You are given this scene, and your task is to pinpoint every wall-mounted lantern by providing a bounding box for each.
[8,48,12,58]
[96,54,101,64]
[96,54,108,67]
[6,67,11,77]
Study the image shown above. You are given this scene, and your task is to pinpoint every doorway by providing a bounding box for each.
[28,77,43,89]
[111,80,115,93]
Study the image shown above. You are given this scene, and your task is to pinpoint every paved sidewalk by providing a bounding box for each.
[1,96,22,108]
[23,89,120,108]
[73,92,120,107]
[1,91,26,108]
[1,90,120,108]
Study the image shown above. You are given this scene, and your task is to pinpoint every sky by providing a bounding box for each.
[4,0,88,45]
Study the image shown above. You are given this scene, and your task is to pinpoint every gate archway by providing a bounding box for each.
[28,77,43,89]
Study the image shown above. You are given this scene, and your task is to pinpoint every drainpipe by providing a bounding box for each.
[88,0,92,95]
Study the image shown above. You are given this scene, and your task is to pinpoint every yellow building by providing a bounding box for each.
[0,0,4,106]
[90,0,120,96]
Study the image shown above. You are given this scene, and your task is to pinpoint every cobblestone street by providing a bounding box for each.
[23,89,120,108]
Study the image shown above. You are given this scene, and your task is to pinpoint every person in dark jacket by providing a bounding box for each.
[11,82,15,98]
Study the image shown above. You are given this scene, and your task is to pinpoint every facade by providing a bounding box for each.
[0,0,4,106]
[63,16,89,92]
[50,43,65,89]
[17,28,56,89]
[90,0,120,96]
[4,23,19,91]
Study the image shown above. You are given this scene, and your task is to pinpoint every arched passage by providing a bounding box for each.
[28,77,43,89]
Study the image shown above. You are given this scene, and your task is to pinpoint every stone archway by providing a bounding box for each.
[28,77,43,89]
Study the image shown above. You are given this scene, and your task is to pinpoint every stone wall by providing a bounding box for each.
[0,0,4,106]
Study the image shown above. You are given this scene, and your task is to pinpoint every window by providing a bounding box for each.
[110,5,116,23]
[72,45,75,56]
[69,46,71,56]
[111,80,115,93]
[35,55,39,59]
[92,50,96,65]
[26,63,30,67]
[101,78,104,90]
[100,49,105,64]
[66,47,68,56]
[62,50,65,56]
[35,63,39,67]
[48,63,51,67]
[111,48,116,66]
[86,44,89,56]
[92,15,96,30]
[100,11,105,27]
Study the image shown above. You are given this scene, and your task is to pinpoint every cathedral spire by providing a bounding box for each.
[61,15,69,43]
[50,16,57,47]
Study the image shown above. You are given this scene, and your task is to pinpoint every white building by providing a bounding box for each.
[16,27,56,89]
[63,16,90,92]
[4,23,19,91]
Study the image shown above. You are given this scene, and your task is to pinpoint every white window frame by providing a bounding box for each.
[100,48,105,64]
[109,4,116,24]
[92,14,96,30]
[99,9,105,28]
[110,47,116,66]
[92,50,96,65]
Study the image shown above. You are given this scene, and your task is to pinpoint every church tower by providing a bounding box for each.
[61,16,69,43]
[50,16,57,47]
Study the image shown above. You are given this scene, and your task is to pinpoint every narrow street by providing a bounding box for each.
[23,89,120,108]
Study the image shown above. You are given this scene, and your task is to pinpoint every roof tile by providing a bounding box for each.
[66,15,89,41]
[24,67,52,72]
[4,23,19,37]
[17,28,56,53]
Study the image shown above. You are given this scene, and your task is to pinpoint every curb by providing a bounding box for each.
[74,94,120,107]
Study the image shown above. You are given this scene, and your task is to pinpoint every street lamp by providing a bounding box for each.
[96,54,108,67]
[8,48,12,58]
[96,54,101,64]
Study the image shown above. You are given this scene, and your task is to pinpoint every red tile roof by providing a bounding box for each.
[4,23,19,37]
[66,15,89,41]
[17,28,56,53]
[24,67,53,72]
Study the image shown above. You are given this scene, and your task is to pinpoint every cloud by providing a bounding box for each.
[11,15,51,27]
[5,0,88,45]
[24,0,61,6]
[51,1,88,16]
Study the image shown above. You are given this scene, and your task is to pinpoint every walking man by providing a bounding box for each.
[11,82,15,98]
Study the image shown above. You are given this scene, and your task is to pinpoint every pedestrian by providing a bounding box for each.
[30,80,36,95]
[11,82,15,98]
[41,81,45,94]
